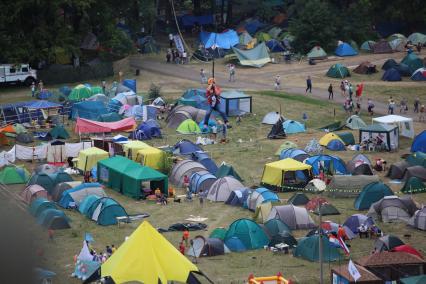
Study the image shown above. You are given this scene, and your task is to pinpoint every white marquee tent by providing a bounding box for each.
[372,115,414,139]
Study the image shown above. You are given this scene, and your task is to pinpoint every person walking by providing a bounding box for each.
[388,97,395,114]
[182,50,188,64]
[203,79,230,129]
[199,189,204,207]
[367,98,375,116]
[420,104,425,122]
[340,81,346,96]
[31,81,36,97]
[305,76,312,94]
[400,98,408,113]
[414,97,420,113]
[183,229,190,247]
[328,83,333,100]
[169,33,174,48]
[200,68,207,84]
[228,64,235,82]
[274,75,281,90]
[166,49,172,63]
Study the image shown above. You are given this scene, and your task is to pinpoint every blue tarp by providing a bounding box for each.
[244,19,265,35]
[200,30,239,49]
[129,119,162,140]
[122,79,136,93]
[71,101,108,120]
[335,43,358,57]
[181,14,214,27]
[25,100,62,109]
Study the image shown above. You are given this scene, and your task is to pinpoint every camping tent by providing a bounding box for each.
[312,203,340,215]
[36,208,70,229]
[176,119,201,134]
[326,139,346,151]
[275,141,298,155]
[187,236,226,257]
[335,43,358,56]
[225,188,251,206]
[210,228,228,240]
[261,158,312,189]
[401,53,424,74]
[372,115,414,138]
[28,172,73,194]
[266,39,285,53]
[224,219,270,251]
[173,139,203,155]
[382,59,398,71]
[262,112,284,125]
[387,161,410,179]
[267,117,286,139]
[327,175,380,198]
[207,176,244,202]
[353,61,377,74]
[360,40,375,51]
[382,68,402,81]
[336,132,355,145]
[319,133,344,146]
[354,182,394,210]
[346,115,367,129]
[264,219,296,247]
[76,147,109,172]
[279,148,310,162]
[307,46,327,59]
[304,179,326,193]
[408,207,426,230]
[359,124,399,151]
[266,204,315,230]
[136,147,167,171]
[347,154,373,175]
[122,140,150,160]
[71,101,108,121]
[326,64,350,78]
[29,198,56,217]
[305,154,347,175]
[0,165,30,184]
[83,196,127,226]
[372,40,393,53]
[130,120,162,141]
[367,195,418,222]
[411,131,426,152]
[407,32,426,45]
[101,221,200,283]
[191,152,218,174]
[69,85,93,101]
[401,177,426,194]
[47,125,70,140]
[401,275,426,284]
[215,163,243,181]
[283,120,305,134]
[246,187,280,211]
[293,235,341,262]
[403,166,426,181]
[343,214,374,234]
[374,234,404,251]
[200,30,239,49]
[35,164,58,174]
[51,181,82,202]
[20,184,48,204]
[75,117,136,134]
[170,160,206,188]
[406,152,426,167]
[411,68,426,81]
[58,183,106,208]
[239,31,253,45]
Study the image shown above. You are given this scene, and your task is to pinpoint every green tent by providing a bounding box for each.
[232,42,271,68]
[224,218,270,250]
[91,86,103,95]
[48,125,70,139]
[264,218,292,235]
[293,235,341,262]
[0,165,30,184]
[176,119,201,134]
[401,177,426,194]
[354,182,393,210]
[215,163,243,181]
[84,197,127,226]
[336,132,355,145]
[318,121,342,132]
[275,141,298,156]
[401,53,424,74]
[29,198,56,217]
[346,115,367,130]
[312,203,340,215]
[349,40,359,51]
[360,40,375,51]
[28,172,73,194]
[307,46,327,59]
[13,124,27,134]
[255,32,271,42]
[401,274,426,284]
[209,228,228,240]
[69,85,92,101]
[287,192,310,206]
[406,151,426,167]
[327,64,350,78]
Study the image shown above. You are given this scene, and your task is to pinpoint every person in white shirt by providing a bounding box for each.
[169,33,174,48]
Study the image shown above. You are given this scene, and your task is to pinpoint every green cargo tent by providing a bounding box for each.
[312,203,340,215]
[274,141,298,155]
[401,53,424,74]
[232,42,271,68]
[255,32,271,42]
[82,196,128,226]
[360,40,375,52]
[307,46,327,59]
[209,228,228,240]
[176,119,201,134]
[48,125,70,140]
[224,218,270,251]
[215,163,243,181]
[401,177,426,194]
[326,64,350,78]
[0,165,30,184]
[98,156,168,198]
[336,132,355,145]
[354,182,394,210]
[293,235,342,262]
[29,198,56,217]
[287,192,310,206]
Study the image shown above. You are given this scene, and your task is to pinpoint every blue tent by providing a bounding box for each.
[200,30,239,49]
[78,195,101,214]
[224,237,247,252]
[71,101,108,120]
[244,19,265,35]
[305,155,348,175]
[36,208,70,229]
[283,120,305,134]
[326,139,346,151]
[382,68,402,81]
[189,171,217,193]
[107,99,122,113]
[29,198,56,217]
[130,120,162,140]
[59,86,72,96]
[279,148,310,162]
[181,89,208,110]
[266,39,285,52]
[191,151,218,174]
[335,43,358,57]
[411,130,426,152]
[58,183,103,208]
[411,68,426,81]
[225,188,251,206]
[173,139,203,155]
[122,79,136,93]
[38,90,53,100]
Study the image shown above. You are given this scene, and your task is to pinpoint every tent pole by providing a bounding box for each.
[319,202,323,284]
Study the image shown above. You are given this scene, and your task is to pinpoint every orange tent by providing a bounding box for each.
[0,125,16,145]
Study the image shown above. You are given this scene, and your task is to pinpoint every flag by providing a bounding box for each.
[338,237,350,255]
[348,259,361,282]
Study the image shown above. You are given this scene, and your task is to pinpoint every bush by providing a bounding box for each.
[148,83,161,100]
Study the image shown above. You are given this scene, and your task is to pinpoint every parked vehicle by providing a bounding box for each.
[0,64,37,85]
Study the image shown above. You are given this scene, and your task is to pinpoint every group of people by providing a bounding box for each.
[30,80,44,97]
[82,242,116,264]
[166,48,188,64]
[388,96,425,121]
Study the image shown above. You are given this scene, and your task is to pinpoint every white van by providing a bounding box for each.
[0,64,37,85]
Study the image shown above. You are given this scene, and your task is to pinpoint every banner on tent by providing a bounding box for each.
[173,35,185,53]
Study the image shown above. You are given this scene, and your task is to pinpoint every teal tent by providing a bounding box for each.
[209,228,228,240]
[401,53,423,74]
[336,132,355,145]
[360,40,375,51]
[83,197,128,226]
[28,172,73,194]
[354,182,393,210]
[401,275,426,284]
[401,177,426,194]
[215,163,243,181]
[36,209,70,229]
[232,42,271,68]
[293,235,341,262]
[48,125,70,139]
[224,218,270,250]
[287,192,310,206]
[326,64,350,78]
[29,198,56,217]
[307,46,327,59]
[264,218,292,235]
[78,195,101,214]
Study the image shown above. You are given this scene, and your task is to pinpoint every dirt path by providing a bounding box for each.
[130,51,424,118]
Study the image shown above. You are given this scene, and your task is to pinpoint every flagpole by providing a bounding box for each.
[319,202,324,284]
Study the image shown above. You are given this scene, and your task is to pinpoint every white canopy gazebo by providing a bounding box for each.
[372,115,414,138]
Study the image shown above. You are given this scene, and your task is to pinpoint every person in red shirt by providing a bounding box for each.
[337,225,346,241]
[183,229,190,247]
[179,242,185,255]
[203,79,230,129]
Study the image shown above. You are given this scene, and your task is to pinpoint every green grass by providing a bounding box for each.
[256,91,330,107]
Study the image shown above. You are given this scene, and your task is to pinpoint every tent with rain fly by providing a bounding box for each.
[305,154,347,176]
[407,32,426,45]
[403,166,426,181]
[224,218,270,251]
[130,120,162,141]
[209,228,227,240]
[101,221,201,284]
[28,172,73,194]
[200,30,239,49]
[20,185,48,204]
[367,195,418,223]
[335,43,358,56]
[307,46,327,59]
[353,61,377,74]
[360,40,375,51]
[215,163,243,181]
[225,188,251,206]
[279,148,310,162]
[275,141,298,155]
[343,214,375,234]
[266,204,315,230]
[176,119,201,134]
[0,165,30,184]
[29,198,56,217]
[69,85,93,101]
[267,117,286,139]
[326,64,350,78]
[346,115,367,129]
[283,120,305,134]
[83,196,127,225]
[187,236,226,257]
[59,183,107,208]
[170,160,206,188]
[372,40,393,53]
[411,68,426,81]
[253,202,274,223]
[401,53,423,74]
[246,187,280,211]
[264,222,296,247]
[346,153,373,175]
[190,151,218,174]
[411,131,426,152]
[51,181,82,202]
[262,112,284,125]
[326,139,346,151]
[293,235,341,262]
[287,192,309,206]
[389,38,406,51]
[336,132,355,145]
[261,158,312,190]
[232,42,271,67]
[76,147,109,172]
[189,171,217,193]
[359,124,399,151]
[207,176,244,202]
[354,182,394,210]
[36,208,70,229]
[392,63,412,76]
[47,125,69,140]
[408,207,426,230]
[401,177,426,194]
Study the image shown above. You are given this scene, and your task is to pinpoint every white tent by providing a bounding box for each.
[372,115,414,138]
[262,112,285,125]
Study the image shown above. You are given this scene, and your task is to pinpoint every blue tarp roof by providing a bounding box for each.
[25,100,62,109]
[71,101,108,121]
[200,30,239,49]
[181,14,214,27]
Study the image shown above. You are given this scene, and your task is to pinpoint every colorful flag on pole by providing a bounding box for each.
[348,259,361,282]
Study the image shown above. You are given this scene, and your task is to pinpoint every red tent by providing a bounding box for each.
[75,117,136,134]
[392,244,423,259]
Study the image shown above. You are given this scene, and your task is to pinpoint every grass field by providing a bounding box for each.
[1,68,426,284]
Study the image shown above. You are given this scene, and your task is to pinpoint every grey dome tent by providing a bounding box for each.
[312,203,340,216]
[287,192,310,206]
[408,207,426,230]
[346,115,367,129]
[374,234,404,251]
[403,166,426,181]
[35,164,58,174]
[187,236,227,257]
[170,160,207,187]
[206,176,244,202]
[347,154,373,175]
[189,170,217,193]
[386,161,410,179]
[266,204,316,230]
[51,181,82,202]
[367,195,418,223]
[262,112,284,125]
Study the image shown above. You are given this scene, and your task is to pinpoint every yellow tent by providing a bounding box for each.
[261,158,312,187]
[253,202,274,223]
[101,221,200,284]
[122,140,150,160]
[76,147,109,172]
[136,147,166,171]
[319,133,344,146]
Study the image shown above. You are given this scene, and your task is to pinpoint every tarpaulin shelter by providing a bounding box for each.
[373,115,414,138]
[360,40,375,51]
[36,208,70,229]
[294,235,341,262]
[283,120,305,134]
[401,53,424,74]
[224,218,270,251]
[76,147,109,172]
[354,182,394,210]
[200,30,239,49]
[29,197,56,217]
[187,236,226,258]
[232,42,271,68]
[367,195,418,223]
[343,214,374,234]
[275,141,298,155]
[346,115,367,129]
[189,171,217,193]
[82,196,128,225]
[207,176,244,202]
[170,159,206,188]
[326,175,380,198]
[353,61,377,74]
[261,158,312,189]
[246,187,279,211]
[75,117,136,134]
[335,43,358,56]
[326,64,350,78]
[411,68,426,81]
[409,207,426,230]
[20,184,48,204]
[279,148,310,162]
[101,221,201,283]
[266,204,315,230]
[0,165,30,184]
[359,124,399,151]
[215,163,243,181]
[218,91,252,116]
[305,154,348,176]
[372,40,393,53]
[307,46,327,59]
[401,177,426,194]
[411,131,426,152]
[59,182,106,208]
